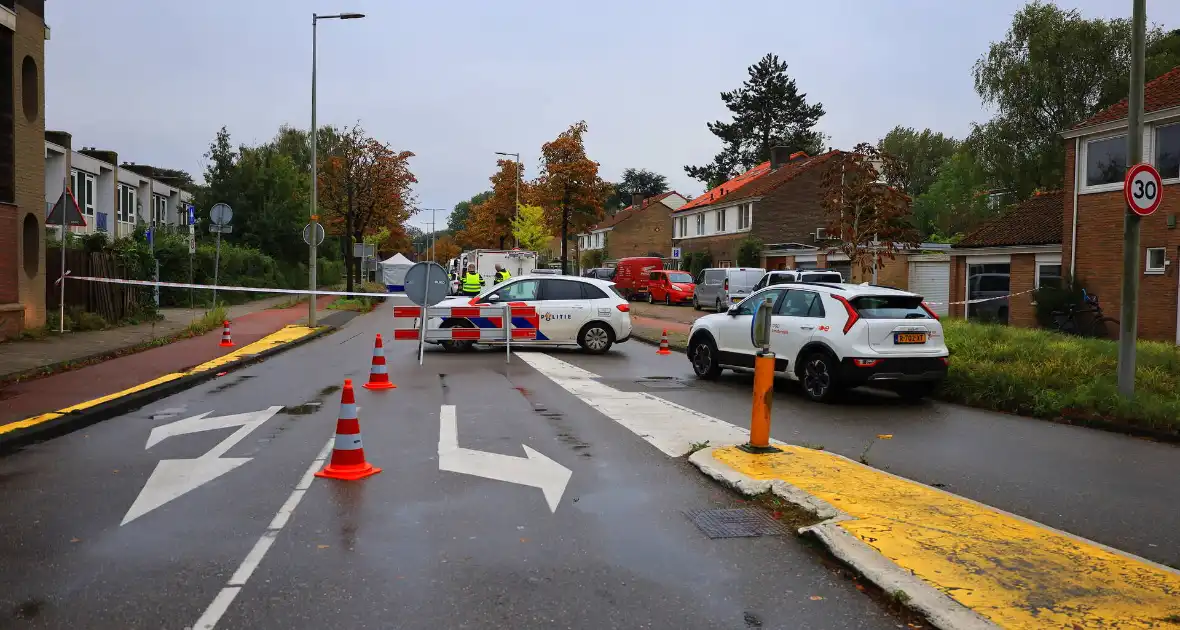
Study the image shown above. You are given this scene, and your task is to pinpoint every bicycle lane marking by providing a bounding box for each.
[193,438,333,630]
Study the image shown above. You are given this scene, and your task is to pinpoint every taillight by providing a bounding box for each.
[834,294,859,334]
[616,303,630,312]
[723,278,729,291]
[920,301,939,320]
[939,356,949,366]
[853,359,881,367]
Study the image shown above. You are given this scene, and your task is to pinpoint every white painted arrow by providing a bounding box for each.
[438,404,572,512]
[122,406,283,526]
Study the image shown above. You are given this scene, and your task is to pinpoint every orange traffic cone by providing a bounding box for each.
[362,333,396,390]
[219,320,234,347]
[316,379,381,481]
[657,329,672,355]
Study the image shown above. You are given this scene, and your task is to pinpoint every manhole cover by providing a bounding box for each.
[636,376,687,389]
[684,508,790,539]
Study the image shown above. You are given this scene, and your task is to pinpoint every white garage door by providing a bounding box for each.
[909,261,950,315]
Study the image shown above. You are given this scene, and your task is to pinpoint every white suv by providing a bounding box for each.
[687,283,949,401]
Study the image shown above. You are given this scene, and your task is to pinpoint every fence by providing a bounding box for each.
[46,247,143,322]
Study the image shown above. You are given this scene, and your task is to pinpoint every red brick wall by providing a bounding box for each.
[949,256,965,318]
[750,166,828,244]
[0,202,16,304]
[1065,140,1180,343]
[676,232,745,265]
[607,201,674,259]
[1009,254,1037,328]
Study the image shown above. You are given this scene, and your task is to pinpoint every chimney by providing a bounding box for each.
[770,145,793,170]
[631,193,644,210]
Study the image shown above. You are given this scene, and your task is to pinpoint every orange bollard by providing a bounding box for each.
[739,351,781,454]
[219,320,234,347]
[657,329,672,355]
[362,333,396,390]
[316,379,382,481]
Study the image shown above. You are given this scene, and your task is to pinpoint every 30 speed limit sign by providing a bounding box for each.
[1124,163,1164,216]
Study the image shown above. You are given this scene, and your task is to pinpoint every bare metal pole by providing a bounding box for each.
[309,14,318,327]
[1117,0,1146,396]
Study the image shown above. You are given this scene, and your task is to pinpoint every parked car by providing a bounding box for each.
[686,283,948,402]
[647,270,696,305]
[582,267,615,280]
[692,267,765,312]
[752,269,844,291]
[428,275,632,354]
[967,272,1010,323]
[613,257,663,300]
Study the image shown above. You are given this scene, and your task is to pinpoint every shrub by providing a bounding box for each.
[737,237,762,267]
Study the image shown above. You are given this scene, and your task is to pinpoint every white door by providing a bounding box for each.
[909,261,950,315]
[478,278,542,340]
[769,289,825,368]
[535,278,591,342]
[718,288,788,358]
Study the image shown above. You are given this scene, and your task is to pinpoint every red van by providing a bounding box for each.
[612,257,663,300]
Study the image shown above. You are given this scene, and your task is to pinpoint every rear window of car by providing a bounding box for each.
[582,283,608,299]
[851,295,931,319]
[729,269,765,290]
[766,272,796,286]
[606,284,625,299]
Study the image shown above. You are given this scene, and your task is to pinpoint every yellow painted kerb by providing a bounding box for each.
[712,446,1180,628]
[0,325,319,437]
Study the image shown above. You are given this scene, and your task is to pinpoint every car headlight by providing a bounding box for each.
[671,284,683,291]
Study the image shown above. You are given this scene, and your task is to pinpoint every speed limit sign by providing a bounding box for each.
[1124,163,1163,216]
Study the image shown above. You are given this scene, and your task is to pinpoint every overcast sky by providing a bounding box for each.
[45,1,1180,229]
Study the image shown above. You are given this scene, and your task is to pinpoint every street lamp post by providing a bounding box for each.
[495,151,520,248]
[309,11,365,327]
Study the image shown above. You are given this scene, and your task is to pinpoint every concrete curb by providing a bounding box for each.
[688,446,999,630]
[630,329,688,353]
[0,311,356,454]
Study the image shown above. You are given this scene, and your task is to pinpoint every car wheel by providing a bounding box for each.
[801,351,840,403]
[693,297,701,311]
[647,292,654,304]
[578,322,614,354]
[665,294,671,306]
[715,298,723,312]
[895,382,938,401]
[440,319,476,353]
[689,335,722,380]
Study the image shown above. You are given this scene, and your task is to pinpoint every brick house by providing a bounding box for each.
[0,0,46,339]
[576,191,686,261]
[949,191,1064,327]
[671,148,849,273]
[1059,66,1180,343]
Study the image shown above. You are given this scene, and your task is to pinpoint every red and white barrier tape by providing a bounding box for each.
[926,288,1037,307]
[64,275,408,298]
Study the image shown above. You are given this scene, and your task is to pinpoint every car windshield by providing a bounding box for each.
[851,295,931,319]
[667,272,692,283]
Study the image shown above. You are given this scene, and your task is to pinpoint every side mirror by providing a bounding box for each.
[486,293,501,303]
[727,305,740,316]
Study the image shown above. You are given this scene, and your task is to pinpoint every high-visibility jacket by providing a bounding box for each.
[495,269,511,284]
[462,272,484,294]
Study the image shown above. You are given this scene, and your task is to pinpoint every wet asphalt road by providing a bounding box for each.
[562,342,1180,569]
[0,309,902,630]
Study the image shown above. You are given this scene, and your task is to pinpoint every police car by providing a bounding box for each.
[428,275,633,354]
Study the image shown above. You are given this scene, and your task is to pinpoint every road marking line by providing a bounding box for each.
[193,438,332,630]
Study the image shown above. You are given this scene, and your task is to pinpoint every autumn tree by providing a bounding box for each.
[686,54,826,188]
[456,160,527,249]
[431,234,462,265]
[318,124,417,291]
[511,204,551,253]
[534,121,609,274]
[821,144,919,274]
[448,191,492,236]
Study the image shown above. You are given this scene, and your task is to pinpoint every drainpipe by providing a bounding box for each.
[1070,136,1080,278]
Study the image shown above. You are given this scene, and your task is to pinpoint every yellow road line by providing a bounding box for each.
[0,325,319,437]
[712,446,1180,628]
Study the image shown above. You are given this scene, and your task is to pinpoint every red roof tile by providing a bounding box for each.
[676,162,773,212]
[955,190,1064,248]
[673,152,840,214]
[1075,65,1180,129]
[591,191,684,230]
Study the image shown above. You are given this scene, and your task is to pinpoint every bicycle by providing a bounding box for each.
[1050,289,1120,339]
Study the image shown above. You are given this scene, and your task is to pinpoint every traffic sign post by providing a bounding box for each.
[1119,0,1148,398]
[403,262,451,366]
[208,203,233,308]
[1124,163,1163,216]
[302,222,325,246]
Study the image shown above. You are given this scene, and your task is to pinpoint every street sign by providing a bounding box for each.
[671,247,682,259]
[188,234,197,254]
[187,205,195,226]
[404,261,450,307]
[1124,163,1163,216]
[352,243,376,258]
[122,407,283,525]
[209,224,233,234]
[303,222,325,246]
[209,202,233,226]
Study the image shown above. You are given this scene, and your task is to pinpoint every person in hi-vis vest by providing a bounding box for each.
[461,264,484,296]
[494,264,511,285]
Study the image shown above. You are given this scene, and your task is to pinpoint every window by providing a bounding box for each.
[967,262,1010,322]
[850,295,930,320]
[118,184,137,224]
[20,56,36,123]
[717,260,732,268]
[677,216,688,238]
[738,203,752,230]
[581,283,608,300]
[1035,263,1062,289]
[22,214,38,276]
[716,208,727,232]
[776,290,825,317]
[483,279,539,302]
[734,289,787,315]
[695,214,705,235]
[1146,247,1167,274]
[152,195,168,225]
[1085,135,1127,187]
[1156,124,1180,180]
[541,279,585,300]
[71,169,95,216]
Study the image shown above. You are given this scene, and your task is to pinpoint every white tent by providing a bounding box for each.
[379,253,414,290]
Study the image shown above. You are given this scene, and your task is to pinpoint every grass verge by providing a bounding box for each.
[327,296,377,313]
[940,319,1180,436]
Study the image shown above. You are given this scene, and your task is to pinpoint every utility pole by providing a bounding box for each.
[1117,0,1146,396]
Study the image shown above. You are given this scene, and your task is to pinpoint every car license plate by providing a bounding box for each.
[732,296,742,302]
[895,332,927,344]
